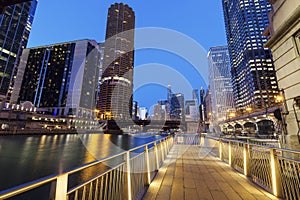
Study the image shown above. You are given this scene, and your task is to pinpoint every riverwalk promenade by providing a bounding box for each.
[143,145,278,200]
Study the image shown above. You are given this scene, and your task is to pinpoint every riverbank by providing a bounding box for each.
[0,129,104,135]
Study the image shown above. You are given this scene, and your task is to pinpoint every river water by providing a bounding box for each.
[0,133,164,195]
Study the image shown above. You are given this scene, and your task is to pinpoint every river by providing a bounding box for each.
[0,133,164,195]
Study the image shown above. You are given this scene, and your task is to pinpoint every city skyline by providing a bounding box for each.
[26,0,227,110]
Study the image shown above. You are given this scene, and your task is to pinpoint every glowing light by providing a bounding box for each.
[275,95,283,103]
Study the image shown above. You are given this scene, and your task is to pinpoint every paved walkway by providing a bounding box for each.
[143,145,279,200]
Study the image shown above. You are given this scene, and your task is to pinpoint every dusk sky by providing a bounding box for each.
[28,0,227,111]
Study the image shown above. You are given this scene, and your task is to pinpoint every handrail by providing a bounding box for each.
[217,137,300,154]
[0,175,58,199]
[205,135,300,199]
[0,136,172,200]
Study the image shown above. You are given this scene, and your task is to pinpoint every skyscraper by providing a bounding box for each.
[222,0,279,112]
[167,85,172,104]
[96,42,104,109]
[208,46,235,125]
[99,3,135,120]
[199,87,206,123]
[170,93,184,121]
[0,1,37,104]
[192,89,199,105]
[11,39,101,119]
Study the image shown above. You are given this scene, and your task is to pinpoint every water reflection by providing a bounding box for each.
[0,133,164,192]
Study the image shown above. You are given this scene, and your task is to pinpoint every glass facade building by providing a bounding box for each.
[99,3,135,120]
[0,0,37,103]
[208,46,235,125]
[222,0,279,112]
[170,93,184,121]
[11,40,101,119]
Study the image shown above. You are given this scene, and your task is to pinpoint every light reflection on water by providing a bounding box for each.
[0,133,163,192]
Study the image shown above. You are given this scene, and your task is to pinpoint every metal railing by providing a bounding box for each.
[173,133,201,145]
[0,136,173,200]
[204,135,300,199]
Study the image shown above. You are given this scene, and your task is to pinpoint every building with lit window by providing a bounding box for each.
[222,0,279,112]
[204,88,212,132]
[170,93,185,121]
[96,42,104,109]
[10,39,101,119]
[0,0,37,105]
[99,3,135,120]
[185,100,199,122]
[208,46,235,128]
[192,89,199,105]
[199,87,205,123]
[265,0,300,149]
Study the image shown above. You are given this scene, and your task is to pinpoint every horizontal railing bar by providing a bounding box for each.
[0,174,58,199]
[130,151,145,161]
[277,156,300,163]
[63,137,167,175]
[67,161,126,194]
[66,151,126,175]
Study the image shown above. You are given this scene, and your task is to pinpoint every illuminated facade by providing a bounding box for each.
[265,0,300,149]
[222,0,279,112]
[208,46,235,125]
[11,40,101,119]
[99,3,135,120]
[0,0,37,103]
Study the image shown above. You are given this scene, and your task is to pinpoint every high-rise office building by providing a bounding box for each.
[138,107,148,120]
[132,101,138,120]
[11,39,101,119]
[185,100,199,122]
[192,89,199,105]
[208,46,235,125]
[0,1,37,104]
[167,85,172,104]
[158,100,170,120]
[204,88,212,131]
[222,0,279,112]
[99,3,135,120]
[170,93,184,121]
[199,87,206,123]
[96,42,104,109]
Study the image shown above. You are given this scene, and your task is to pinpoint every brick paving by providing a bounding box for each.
[143,145,279,200]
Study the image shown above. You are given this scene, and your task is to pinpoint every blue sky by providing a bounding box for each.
[27,0,227,110]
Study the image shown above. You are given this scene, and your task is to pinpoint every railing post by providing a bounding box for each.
[145,145,151,185]
[243,143,250,177]
[154,142,160,170]
[229,141,233,166]
[219,138,223,160]
[126,151,132,200]
[270,148,283,197]
[160,141,165,161]
[163,139,167,157]
[55,173,68,200]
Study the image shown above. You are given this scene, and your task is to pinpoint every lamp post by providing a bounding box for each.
[274,91,288,143]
